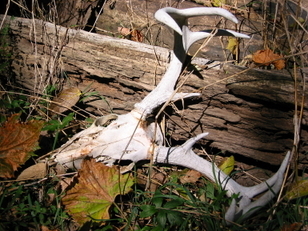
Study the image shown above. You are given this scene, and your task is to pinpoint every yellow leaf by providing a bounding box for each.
[285,180,308,200]
[218,156,234,175]
[62,158,134,226]
[226,37,238,55]
[0,114,44,178]
[211,0,226,7]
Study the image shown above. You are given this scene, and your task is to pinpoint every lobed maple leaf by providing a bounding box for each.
[0,114,44,178]
[62,158,134,226]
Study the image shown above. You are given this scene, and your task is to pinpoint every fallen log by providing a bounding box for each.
[0,14,307,167]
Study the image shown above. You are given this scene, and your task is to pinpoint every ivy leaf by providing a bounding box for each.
[62,158,134,226]
[0,114,43,178]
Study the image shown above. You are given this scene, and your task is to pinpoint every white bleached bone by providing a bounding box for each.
[51,7,290,223]
[134,7,249,120]
[154,138,290,223]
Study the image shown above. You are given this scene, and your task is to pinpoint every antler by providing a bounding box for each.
[51,7,290,223]
[154,134,290,223]
[134,7,249,120]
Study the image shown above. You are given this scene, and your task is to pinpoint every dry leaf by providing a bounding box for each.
[285,179,308,200]
[118,27,131,36]
[0,114,44,178]
[62,158,134,226]
[179,170,202,184]
[218,156,234,175]
[280,222,302,231]
[41,225,59,231]
[191,0,212,7]
[131,29,143,42]
[273,59,286,70]
[211,0,226,7]
[252,49,285,70]
[17,162,47,180]
[59,176,75,193]
[118,27,143,42]
[49,87,81,115]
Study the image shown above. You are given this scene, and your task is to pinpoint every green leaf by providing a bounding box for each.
[43,113,74,132]
[152,196,164,208]
[205,182,215,200]
[166,210,183,226]
[139,205,157,218]
[61,113,74,127]
[42,119,61,131]
[163,199,183,209]
[156,210,167,228]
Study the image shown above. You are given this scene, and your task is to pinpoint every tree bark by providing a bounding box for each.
[1,14,307,167]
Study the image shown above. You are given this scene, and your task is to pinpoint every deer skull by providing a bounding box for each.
[52,7,290,223]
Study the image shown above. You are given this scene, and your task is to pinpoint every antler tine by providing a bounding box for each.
[154,133,245,197]
[134,7,249,120]
[225,151,291,222]
[154,7,240,36]
[154,137,290,223]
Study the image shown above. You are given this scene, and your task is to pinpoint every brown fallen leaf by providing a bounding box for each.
[252,49,285,70]
[131,29,143,42]
[40,225,60,231]
[17,162,47,180]
[118,27,143,42]
[118,27,131,36]
[49,87,81,115]
[137,169,166,192]
[0,114,44,178]
[280,222,302,231]
[179,169,202,184]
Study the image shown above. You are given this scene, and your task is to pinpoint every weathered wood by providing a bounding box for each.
[1,14,307,167]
